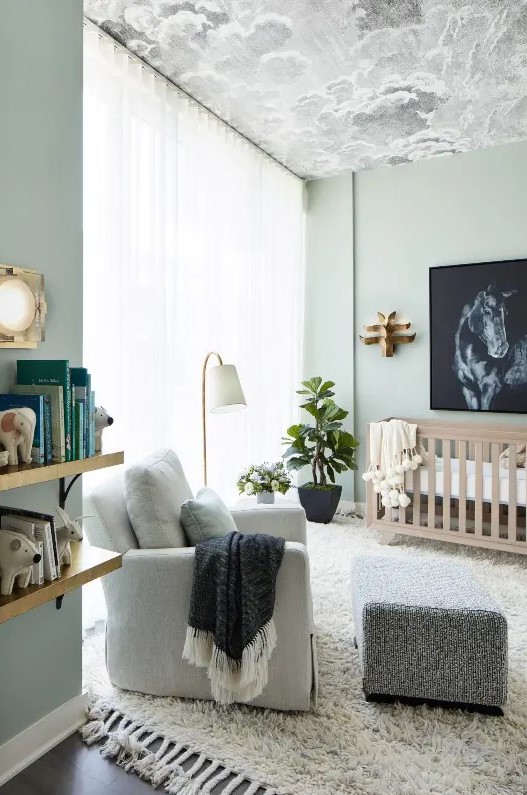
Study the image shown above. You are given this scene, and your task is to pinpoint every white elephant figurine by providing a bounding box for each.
[0,408,36,465]
[0,529,42,595]
[55,506,84,567]
[94,406,114,454]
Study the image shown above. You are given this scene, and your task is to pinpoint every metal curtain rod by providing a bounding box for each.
[83,17,303,181]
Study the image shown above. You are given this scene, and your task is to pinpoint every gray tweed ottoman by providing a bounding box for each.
[351,556,508,714]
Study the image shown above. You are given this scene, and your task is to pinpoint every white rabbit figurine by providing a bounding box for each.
[55,506,84,567]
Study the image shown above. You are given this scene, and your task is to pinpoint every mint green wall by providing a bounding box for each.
[354,141,527,498]
[0,1,83,744]
[304,176,355,499]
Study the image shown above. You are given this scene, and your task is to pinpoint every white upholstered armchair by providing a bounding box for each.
[88,471,317,711]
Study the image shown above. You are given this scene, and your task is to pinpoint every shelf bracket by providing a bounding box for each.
[59,473,82,510]
[56,595,64,610]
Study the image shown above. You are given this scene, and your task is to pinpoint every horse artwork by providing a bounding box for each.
[430,260,527,414]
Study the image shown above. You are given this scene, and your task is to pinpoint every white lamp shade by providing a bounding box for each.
[0,277,36,333]
[208,364,246,414]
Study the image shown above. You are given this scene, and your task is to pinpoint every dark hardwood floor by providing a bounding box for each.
[0,732,262,794]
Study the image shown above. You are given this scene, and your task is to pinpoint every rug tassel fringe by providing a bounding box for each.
[179,760,221,795]
[153,748,193,788]
[100,720,141,763]
[81,700,275,794]
[201,767,232,793]
[220,774,245,794]
[79,708,120,746]
[122,729,159,773]
[133,737,172,781]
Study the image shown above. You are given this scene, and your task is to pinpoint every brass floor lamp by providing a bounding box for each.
[202,352,246,485]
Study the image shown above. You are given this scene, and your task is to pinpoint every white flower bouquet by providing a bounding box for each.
[237,461,292,497]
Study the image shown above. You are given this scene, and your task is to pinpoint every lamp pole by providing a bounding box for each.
[201,351,223,486]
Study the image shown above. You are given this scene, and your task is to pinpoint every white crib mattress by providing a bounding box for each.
[408,458,527,507]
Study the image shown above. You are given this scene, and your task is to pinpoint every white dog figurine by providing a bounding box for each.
[0,529,42,595]
[94,406,114,454]
[55,506,84,567]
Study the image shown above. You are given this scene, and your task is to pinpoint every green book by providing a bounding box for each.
[71,368,91,458]
[17,360,72,462]
[90,390,95,457]
[13,384,65,463]
[71,389,77,460]
[74,400,84,460]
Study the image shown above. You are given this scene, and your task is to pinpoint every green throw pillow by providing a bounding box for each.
[181,487,238,546]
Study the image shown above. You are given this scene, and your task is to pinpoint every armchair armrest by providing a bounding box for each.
[230,504,306,544]
[103,546,196,616]
[104,543,312,633]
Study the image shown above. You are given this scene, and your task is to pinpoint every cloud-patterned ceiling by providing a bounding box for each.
[84,1,527,179]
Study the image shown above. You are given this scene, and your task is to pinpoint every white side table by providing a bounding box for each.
[233,492,300,510]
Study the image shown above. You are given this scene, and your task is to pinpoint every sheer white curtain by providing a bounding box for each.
[83,24,305,501]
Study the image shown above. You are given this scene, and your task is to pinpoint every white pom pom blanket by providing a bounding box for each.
[362,419,423,509]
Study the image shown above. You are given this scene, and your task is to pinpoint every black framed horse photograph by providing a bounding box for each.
[430,259,527,413]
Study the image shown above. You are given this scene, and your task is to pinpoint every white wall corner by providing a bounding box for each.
[0,691,88,786]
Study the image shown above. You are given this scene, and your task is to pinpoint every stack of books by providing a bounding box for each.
[0,506,61,583]
[0,360,97,465]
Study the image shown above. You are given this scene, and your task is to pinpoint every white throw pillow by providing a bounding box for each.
[124,449,192,548]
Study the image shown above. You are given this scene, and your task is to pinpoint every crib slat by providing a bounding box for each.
[458,441,467,534]
[399,468,406,524]
[491,442,500,538]
[413,464,421,526]
[475,442,483,536]
[509,444,517,541]
[427,438,436,530]
[442,439,451,532]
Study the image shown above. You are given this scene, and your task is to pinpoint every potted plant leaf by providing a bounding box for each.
[282,377,359,523]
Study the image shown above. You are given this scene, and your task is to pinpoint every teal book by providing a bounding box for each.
[42,397,52,464]
[71,389,77,460]
[0,394,44,464]
[71,368,91,458]
[74,400,84,460]
[85,391,92,457]
[17,360,72,462]
[90,390,96,456]
[13,384,65,463]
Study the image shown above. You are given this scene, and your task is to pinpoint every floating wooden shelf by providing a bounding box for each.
[0,542,122,623]
[0,451,124,492]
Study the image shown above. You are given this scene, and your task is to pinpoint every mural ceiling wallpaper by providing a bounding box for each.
[85,0,527,178]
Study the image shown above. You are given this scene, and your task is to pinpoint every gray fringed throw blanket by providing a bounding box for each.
[183,531,285,704]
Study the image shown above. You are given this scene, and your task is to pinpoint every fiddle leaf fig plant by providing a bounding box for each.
[282,377,359,488]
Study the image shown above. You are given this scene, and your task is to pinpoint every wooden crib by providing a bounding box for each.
[366,418,527,555]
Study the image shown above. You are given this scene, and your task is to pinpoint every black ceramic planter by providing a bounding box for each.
[298,483,342,524]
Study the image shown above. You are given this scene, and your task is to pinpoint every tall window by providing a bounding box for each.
[83,24,305,499]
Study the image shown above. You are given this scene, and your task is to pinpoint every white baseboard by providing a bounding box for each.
[0,691,88,786]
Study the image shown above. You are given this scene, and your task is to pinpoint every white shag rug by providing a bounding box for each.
[83,519,527,795]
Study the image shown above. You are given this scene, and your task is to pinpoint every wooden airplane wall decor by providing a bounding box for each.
[359,311,416,357]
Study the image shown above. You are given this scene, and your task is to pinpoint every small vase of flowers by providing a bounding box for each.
[237,461,292,504]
